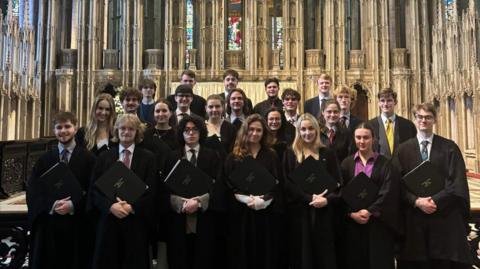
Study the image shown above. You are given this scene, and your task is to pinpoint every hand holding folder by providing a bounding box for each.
[40,162,83,204]
[402,161,445,197]
[164,159,213,198]
[288,156,338,195]
[341,172,379,212]
[228,156,276,196]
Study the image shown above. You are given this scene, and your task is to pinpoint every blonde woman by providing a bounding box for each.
[76,93,117,155]
[282,113,342,269]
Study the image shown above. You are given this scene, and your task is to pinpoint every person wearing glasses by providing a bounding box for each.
[396,103,472,269]
[174,85,200,122]
[165,115,224,269]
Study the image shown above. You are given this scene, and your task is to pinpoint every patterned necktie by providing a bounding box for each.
[339,116,347,128]
[328,129,335,144]
[386,119,394,154]
[60,149,69,164]
[421,140,429,161]
[122,149,131,169]
[189,149,197,167]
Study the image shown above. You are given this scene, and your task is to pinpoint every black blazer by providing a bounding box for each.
[348,115,363,134]
[204,121,237,157]
[167,94,207,119]
[319,126,353,163]
[253,98,284,117]
[91,146,157,220]
[27,146,96,226]
[304,97,321,118]
[368,115,416,158]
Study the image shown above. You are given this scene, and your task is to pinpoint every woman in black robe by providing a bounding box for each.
[396,103,472,269]
[224,114,284,269]
[164,115,225,269]
[264,107,295,163]
[143,98,179,151]
[91,114,157,269]
[340,122,401,269]
[204,94,236,157]
[282,113,341,269]
[75,93,118,156]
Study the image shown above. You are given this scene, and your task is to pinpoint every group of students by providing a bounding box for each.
[26,70,472,269]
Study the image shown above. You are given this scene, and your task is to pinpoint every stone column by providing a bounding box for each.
[132,0,144,87]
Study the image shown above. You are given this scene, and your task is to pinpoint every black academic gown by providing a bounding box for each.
[340,154,401,269]
[224,148,285,269]
[75,127,118,156]
[143,127,180,151]
[26,146,96,269]
[204,120,237,157]
[320,126,353,163]
[395,136,472,265]
[282,147,341,269]
[165,147,226,269]
[91,146,157,269]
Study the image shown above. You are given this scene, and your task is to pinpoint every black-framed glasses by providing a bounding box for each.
[415,114,434,121]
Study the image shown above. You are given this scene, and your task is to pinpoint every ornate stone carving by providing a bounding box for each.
[144,49,164,69]
[188,49,198,70]
[272,49,281,70]
[349,50,365,69]
[225,50,244,69]
[305,49,324,68]
[392,48,409,69]
[103,49,119,69]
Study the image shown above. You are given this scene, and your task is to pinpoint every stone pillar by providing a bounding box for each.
[103,49,119,69]
[188,48,197,70]
[145,49,164,69]
[349,50,365,69]
[272,49,281,70]
[225,50,245,69]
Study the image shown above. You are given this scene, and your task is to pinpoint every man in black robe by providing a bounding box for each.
[253,77,283,116]
[26,111,96,269]
[396,103,472,269]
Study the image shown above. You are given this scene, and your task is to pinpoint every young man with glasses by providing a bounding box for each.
[167,70,207,118]
[174,84,198,122]
[281,88,301,126]
[396,103,472,269]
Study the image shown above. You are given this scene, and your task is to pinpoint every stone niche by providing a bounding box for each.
[225,50,244,69]
[349,50,365,69]
[391,48,409,69]
[60,49,78,69]
[103,49,119,69]
[144,49,164,69]
[305,49,325,68]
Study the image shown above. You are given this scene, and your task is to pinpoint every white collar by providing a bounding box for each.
[176,108,191,116]
[416,133,434,145]
[119,143,135,155]
[185,144,200,153]
[381,113,396,123]
[58,140,76,154]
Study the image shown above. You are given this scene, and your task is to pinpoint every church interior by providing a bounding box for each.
[0,0,480,267]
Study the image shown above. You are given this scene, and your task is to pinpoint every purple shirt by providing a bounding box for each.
[354,152,379,178]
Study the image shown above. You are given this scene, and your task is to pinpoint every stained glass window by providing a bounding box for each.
[445,0,455,19]
[270,0,283,67]
[12,0,20,17]
[185,0,194,66]
[227,0,242,50]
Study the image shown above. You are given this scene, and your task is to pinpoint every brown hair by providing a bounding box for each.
[412,102,437,120]
[119,88,142,102]
[281,88,301,101]
[333,85,357,108]
[318,73,332,82]
[180,70,196,79]
[138,79,157,91]
[84,93,116,150]
[377,88,397,101]
[226,88,251,116]
[232,114,273,160]
[223,69,239,80]
[112,114,146,144]
[53,111,77,126]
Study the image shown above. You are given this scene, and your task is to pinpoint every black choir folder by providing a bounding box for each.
[95,161,147,204]
[40,162,83,202]
[402,161,444,197]
[288,156,338,195]
[228,156,276,196]
[342,172,379,211]
[164,159,213,198]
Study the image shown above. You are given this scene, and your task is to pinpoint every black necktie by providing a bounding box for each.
[60,149,69,164]
[189,149,197,166]
[233,118,242,130]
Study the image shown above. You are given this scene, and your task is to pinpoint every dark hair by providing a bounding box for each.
[353,122,376,138]
[138,79,157,91]
[377,88,397,101]
[154,98,178,127]
[119,88,142,102]
[175,84,194,96]
[264,107,288,143]
[226,88,251,116]
[318,99,341,126]
[100,83,117,98]
[181,70,196,79]
[281,88,301,100]
[232,114,273,159]
[177,115,208,147]
[412,102,437,120]
[223,69,239,80]
[53,111,77,126]
[264,77,280,88]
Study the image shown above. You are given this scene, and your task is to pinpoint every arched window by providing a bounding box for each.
[12,0,20,16]
[144,0,165,50]
[185,0,194,66]
[304,0,323,50]
[227,0,243,50]
[269,0,283,67]
[107,0,122,50]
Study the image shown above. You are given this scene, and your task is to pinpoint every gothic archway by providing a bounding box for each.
[351,83,369,121]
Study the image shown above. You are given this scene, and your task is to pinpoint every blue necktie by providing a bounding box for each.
[421,140,429,161]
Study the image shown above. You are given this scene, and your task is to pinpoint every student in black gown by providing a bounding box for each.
[282,113,341,269]
[340,122,401,269]
[165,115,225,269]
[27,111,96,269]
[204,94,237,157]
[318,99,353,163]
[91,113,157,269]
[396,103,472,269]
[225,88,252,132]
[143,98,179,151]
[75,93,117,156]
[264,107,295,162]
[224,114,284,269]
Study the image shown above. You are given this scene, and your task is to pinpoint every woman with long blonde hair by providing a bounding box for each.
[76,93,117,155]
[224,114,284,269]
[283,113,342,269]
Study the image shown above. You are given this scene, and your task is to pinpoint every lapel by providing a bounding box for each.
[196,147,206,170]
[428,135,441,166]
[130,147,140,173]
[394,116,401,148]
[68,146,80,168]
[410,138,423,167]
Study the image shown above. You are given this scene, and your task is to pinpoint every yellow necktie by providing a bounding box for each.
[386,119,394,154]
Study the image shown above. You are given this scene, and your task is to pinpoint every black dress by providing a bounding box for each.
[75,127,117,156]
[26,146,96,269]
[143,127,180,151]
[224,148,285,269]
[204,121,237,157]
[396,136,472,267]
[90,146,157,269]
[340,154,401,269]
[165,146,226,269]
[282,147,341,269]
